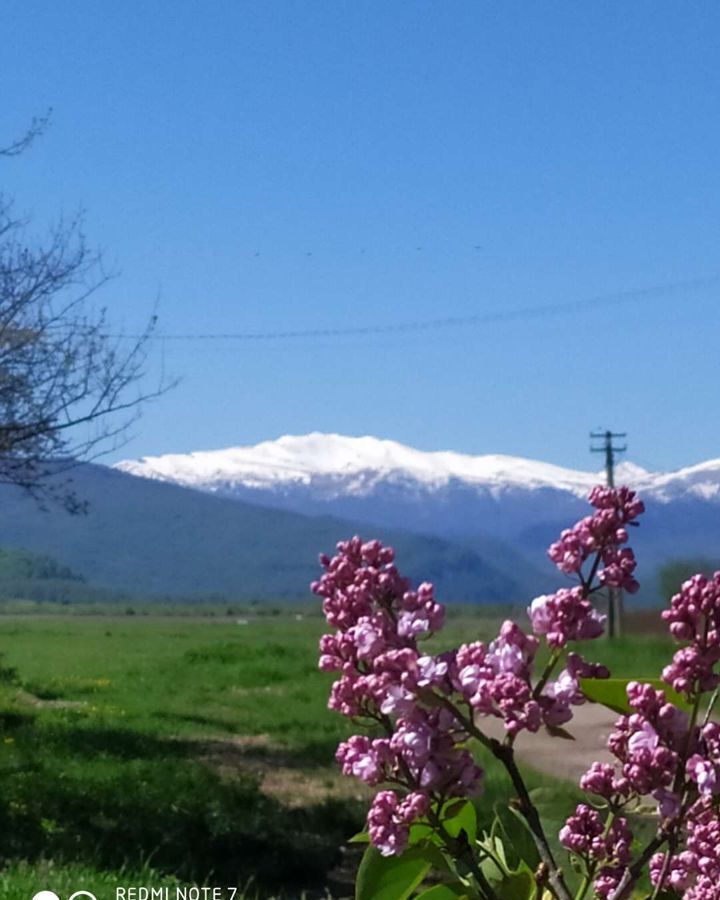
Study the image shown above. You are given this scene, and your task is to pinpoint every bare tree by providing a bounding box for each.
[0,116,170,509]
[0,110,52,159]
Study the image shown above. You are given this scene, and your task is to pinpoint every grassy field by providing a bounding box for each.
[0,609,675,899]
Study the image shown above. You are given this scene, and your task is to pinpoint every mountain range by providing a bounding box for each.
[0,432,714,605]
[116,433,720,601]
[0,462,524,603]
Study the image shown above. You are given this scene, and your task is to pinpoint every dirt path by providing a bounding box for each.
[190,704,620,804]
[484,703,618,784]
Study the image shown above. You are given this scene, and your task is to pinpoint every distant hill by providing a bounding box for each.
[0,463,530,603]
[0,547,107,605]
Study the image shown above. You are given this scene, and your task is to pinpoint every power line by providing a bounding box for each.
[69,273,716,342]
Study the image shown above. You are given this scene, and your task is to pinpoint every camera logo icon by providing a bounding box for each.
[32,892,98,900]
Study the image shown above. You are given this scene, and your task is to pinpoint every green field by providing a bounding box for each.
[0,611,675,899]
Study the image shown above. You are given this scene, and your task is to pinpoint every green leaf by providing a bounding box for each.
[415,841,456,876]
[580,677,691,714]
[479,835,509,882]
[442,799,477,843]
[348,830,370,844]
[444,799,469,819]
[408,822,436,846]
[496,870,535,900]
[477,833,535,900]
[355,845,432,900]
[494,804,541,873]
[416,884,471,899]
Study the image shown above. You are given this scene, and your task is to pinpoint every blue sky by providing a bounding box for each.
[2,1,719,471]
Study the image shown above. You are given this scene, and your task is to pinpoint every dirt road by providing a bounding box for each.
[484,702,619,783]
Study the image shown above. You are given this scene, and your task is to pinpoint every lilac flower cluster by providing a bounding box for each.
[687,723,720,797]
[367,790,429,858]
[528,588,605,648]
[314,488,720,898]
[563,562,720,897]
[313,537,481,856]
[573,681,688,825]
[542,653,609,727]
[316,488,638,860]
[336,706,482,798]
[451,623,542,737]
[563,680,694,896]
[613,682,688,804]
[662,572,720,697]
[650,799,720,900]
[450,627,608,736]
[559,804,632,898]
[527,487,644,652]
[638,571,720,898]
[547,485,644,593]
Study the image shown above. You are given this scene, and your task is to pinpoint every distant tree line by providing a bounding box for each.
[658,558,720,602]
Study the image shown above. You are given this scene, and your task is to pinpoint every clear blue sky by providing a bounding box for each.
[2,1,719,471]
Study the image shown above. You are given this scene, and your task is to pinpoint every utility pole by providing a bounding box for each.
[590,430,627,638]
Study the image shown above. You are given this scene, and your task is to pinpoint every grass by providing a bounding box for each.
[0,609,675,897]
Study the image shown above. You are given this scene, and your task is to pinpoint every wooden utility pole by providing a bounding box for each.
[590,430,627,638]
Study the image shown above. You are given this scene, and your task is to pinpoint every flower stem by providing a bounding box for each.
[574,862,597,900]
[437,696,573,900]
[426,807,498,900]
[532,647,563,703]
[493,742,573,900]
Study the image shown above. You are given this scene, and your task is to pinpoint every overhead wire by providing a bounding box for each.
[42,273,718,343]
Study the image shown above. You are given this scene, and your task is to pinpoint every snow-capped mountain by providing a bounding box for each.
[116,432,720,506]
[116,434,720,589]
[120,432,618,495]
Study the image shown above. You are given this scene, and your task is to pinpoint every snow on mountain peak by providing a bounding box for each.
[114,432,626,495]
[114,433,720,503]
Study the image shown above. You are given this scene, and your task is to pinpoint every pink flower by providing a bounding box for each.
[652,788,681,820]
[650,800,720,897]
[366,789,430,856]
[416,654,449,688]
[547,486,643,592]
[559,804,606,857]
[579,761,613,796]
[397,611,430,639]
[336,735,393,786]
[561,806,633,897]
[601,683,686,805]
[367,791,409,856]
[528,594,554,635]
[687,754,720,796]
[349,617,386,660]
[627,720,659,754]
[488,620,538,676]
[527,586,605,648]
[379,682,416,716]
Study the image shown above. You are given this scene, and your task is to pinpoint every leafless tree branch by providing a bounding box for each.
[0,110,52,158]
[0,117,174,510]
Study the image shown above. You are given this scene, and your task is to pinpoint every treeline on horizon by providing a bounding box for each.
[0,546,713,614]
